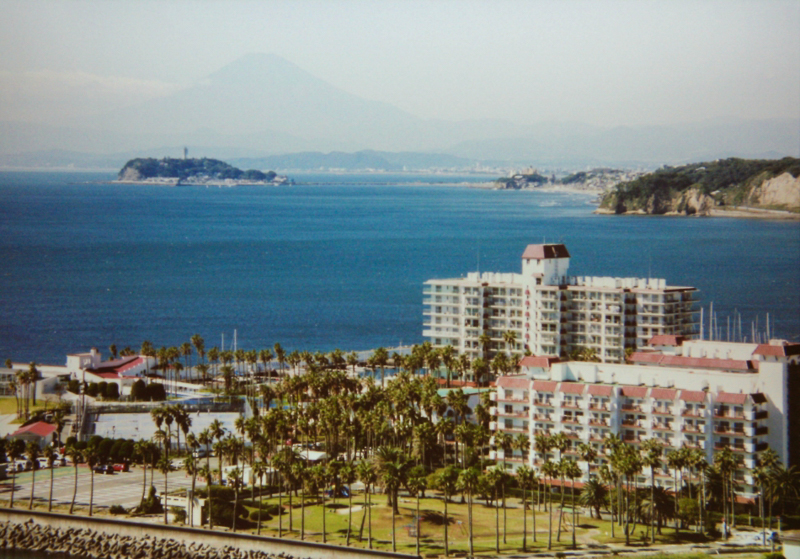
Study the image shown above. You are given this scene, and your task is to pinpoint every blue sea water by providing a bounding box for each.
[0,170,798,365]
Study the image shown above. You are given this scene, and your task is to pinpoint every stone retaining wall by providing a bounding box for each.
[0,508,416,559]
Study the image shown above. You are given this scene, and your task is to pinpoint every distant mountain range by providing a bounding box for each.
[1,53,798,170]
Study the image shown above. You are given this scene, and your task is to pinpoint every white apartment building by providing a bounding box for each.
[423,243,698,364]
[489,336,800,502]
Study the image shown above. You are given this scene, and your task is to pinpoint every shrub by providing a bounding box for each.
[136,486,163,515]
[105,383,119,400]
[109,504,126,515]
[170,506,187,524]
[86,382,99,398]
[763,554,785,559]
[146,383,166,401]
[249,509,272,522]
[67,379,80,394]
[130,379,147,401]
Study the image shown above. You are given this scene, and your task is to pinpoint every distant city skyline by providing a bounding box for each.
[1,0,798,129]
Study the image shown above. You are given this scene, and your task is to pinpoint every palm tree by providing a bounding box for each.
[562,458,582,549]
[550,433,569,541]
[666,448,684,533]
[157,455,171,525]
[457,466,481,557]
[43,445,57,512]
[642,438,663,543]
[407,472,427,556]
[503,330,517,360]
[66,443,82,514]
[580,478,608,520]
[518,465,537,549]
[183,454,199,528]
[26,442,40,510]
[377,446,410,552]
[251,460,267,535]
[84,442,100,517]
[437,465,459,557]
[357,460,377,548]
[340,461,357,545]
[486,466,505,553]
[372,347,388,388]
[6,438,25,508]
[541,459,559,550]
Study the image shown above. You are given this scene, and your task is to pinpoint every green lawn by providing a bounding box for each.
[232,490,714,556]
[0,396,48,418]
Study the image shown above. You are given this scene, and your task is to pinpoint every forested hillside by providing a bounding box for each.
[118,157,276,182]
[599,157,800,215]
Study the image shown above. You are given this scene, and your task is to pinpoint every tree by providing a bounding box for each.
[26,441,40,510]
[66,443,82,514]
[486,466,505,553]
[436,465,459,557]
[377,446,410,552]
[541,459,559,550]
[642,438,663,544]
[517,465,537,549]
[407,471,427,557]
[6,439,25,508]
[184,454,199,528]
[84,441,100,517]
[580,478,608,520]
[457,467,482,557]
[42,445,57,512]
[340,461,357,545]
[562,458,582,549]
[157,455,171,525]
[357,460,377,548]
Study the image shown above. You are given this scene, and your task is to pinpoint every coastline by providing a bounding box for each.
[594,206,800,220]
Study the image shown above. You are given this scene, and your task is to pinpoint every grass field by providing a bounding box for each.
[0,396,49,418]
[232,490,718,556]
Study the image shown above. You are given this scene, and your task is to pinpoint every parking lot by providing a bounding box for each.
[1,458,219,510]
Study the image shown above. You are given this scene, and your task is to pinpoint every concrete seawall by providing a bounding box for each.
[0,508,416,559]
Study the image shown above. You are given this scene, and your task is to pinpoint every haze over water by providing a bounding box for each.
[1,171,798,365]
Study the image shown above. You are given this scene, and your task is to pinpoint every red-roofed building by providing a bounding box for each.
[10,421,58,449]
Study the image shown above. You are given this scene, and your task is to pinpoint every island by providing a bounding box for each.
[597,156,800,217]
[116,157,292,186]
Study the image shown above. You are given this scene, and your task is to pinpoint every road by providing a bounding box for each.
[1,462,206,510]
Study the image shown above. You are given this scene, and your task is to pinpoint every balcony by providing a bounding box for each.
[533,414,553,421]
[621,404,642,412]
[652,423,674,431]
[535,401,554,408]
[561,416,580,425]
[651,407,674,416]
[498,411,528,419]
[681,409,705,418]
[588,418,609,427]
[588,403,608,411]
[560,402,581,409]
[682,425,703,434]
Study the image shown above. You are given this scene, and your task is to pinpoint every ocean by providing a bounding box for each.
[0,170,798,366]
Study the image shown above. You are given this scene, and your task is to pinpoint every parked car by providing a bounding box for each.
[93,464,114,475]
[112,463,129,472]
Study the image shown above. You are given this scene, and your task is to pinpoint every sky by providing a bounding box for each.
[1,0,798,128]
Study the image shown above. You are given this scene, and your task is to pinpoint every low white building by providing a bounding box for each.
[490,336,800,501]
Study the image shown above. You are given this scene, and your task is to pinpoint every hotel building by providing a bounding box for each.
[423,244,698,364]
[489,336,800,501]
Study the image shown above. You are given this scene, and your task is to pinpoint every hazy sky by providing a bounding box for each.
[1,0,798,127]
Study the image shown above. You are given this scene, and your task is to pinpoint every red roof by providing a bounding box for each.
[93,372,120,379]
[559,382,585,394]
[88,356,144,375]
[519,355,560,368]
[630,352,755,372]
[532,380,558,392]
[621,385,648,398]
[648,335,686,347]
[12,421,57,438]
[680,390,707,402]
[522,243,570,260]
[496,376,530,390]
[753,343,800,357]
[651,388,678,400]
[716,392,748,404]
[588,385,613,396]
